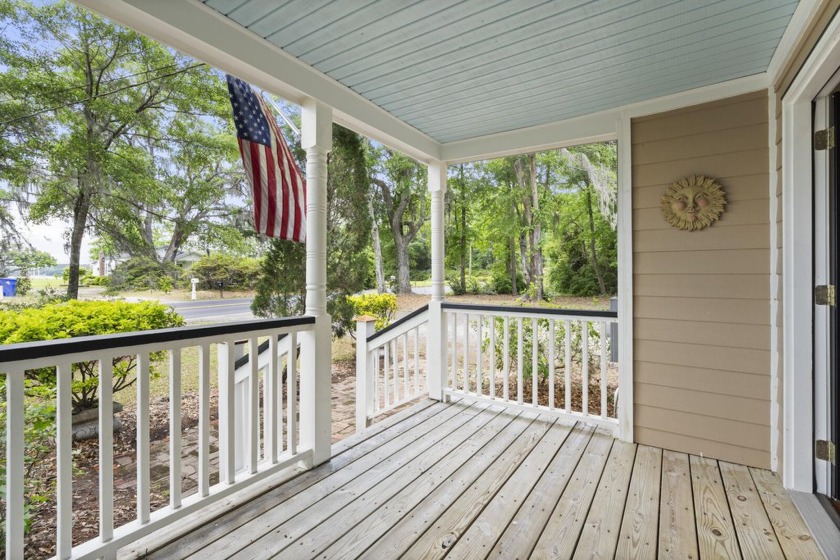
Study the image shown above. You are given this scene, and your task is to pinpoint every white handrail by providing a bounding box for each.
[356,307,430,430]
[0,317,317,560]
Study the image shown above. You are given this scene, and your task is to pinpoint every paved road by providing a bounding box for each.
[168,298,255,323]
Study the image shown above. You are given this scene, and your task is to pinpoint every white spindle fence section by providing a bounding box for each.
[355,302,620,434]
[0,317,315,560]
[356,305,429,429]
[441,303,619,431]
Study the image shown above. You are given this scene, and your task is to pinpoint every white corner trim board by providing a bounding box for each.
[781,8,840,492]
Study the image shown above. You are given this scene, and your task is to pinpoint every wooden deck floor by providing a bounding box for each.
[141,399,822,559]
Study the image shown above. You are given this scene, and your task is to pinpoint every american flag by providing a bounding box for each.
[226,74,306,242]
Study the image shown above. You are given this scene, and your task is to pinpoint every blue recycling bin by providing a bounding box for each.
[1,278,17,297]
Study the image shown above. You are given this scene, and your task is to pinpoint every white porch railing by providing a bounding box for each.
[355,305,429,429]
[441,303,619,432]
[0,317,316,560]
[356,303,619,434]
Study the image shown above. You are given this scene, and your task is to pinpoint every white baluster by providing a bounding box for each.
[383,342,390,408]
[490,318,496,399]
[600,322,608,419]
[463,313,470,393]
[137,353,151,522]
[287,331,297,455]
[402,333,409,401]
[413,327,420,396]
[170,348,182,508]
[532,318,538,406]
[219,340,236,484]
[248,337,259,473]
[564,320,572,413]
[56,361,73,558]
[517,317,524,404]
[451,313,458,391]
[5,370,25,559]
[266,336,277,463]
[477,315,483,396]
[548,320,556,410]
[503,317,510,402]
[198,344,211,496]
[582,322,589,416]
[99,358,114,542]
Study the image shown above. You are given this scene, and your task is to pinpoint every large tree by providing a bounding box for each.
[371,148,427,294]
[0,0,218,298]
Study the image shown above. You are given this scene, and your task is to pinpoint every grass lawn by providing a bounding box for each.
[29,277,62,289]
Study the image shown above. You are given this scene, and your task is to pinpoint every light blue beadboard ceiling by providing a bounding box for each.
[202,0,798,144]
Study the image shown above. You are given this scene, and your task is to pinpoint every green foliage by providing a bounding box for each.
[108,256,177,292]
[0,383,56,539]
[187,254,260,292]
[0,300,185,410]
[488,315,605,382]
[347,293,397,330]
[15,267,30,296]
[253,124,371,338]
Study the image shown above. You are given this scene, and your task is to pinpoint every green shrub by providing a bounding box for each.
[15,268,31,296]
[348,293,397,330]
[186,254,261,293]
[0,300,185,411]
[108,256,177,292]
[87,275,110,287]
[447,274,466,296]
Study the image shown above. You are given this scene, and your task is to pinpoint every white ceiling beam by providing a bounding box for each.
[767,0,822,84]
[73,0,442,163]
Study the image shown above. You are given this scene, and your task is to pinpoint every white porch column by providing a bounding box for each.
[427,160,448,400]
[300,98,332,466]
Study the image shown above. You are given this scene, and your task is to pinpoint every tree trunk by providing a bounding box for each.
[369,197,385,293]
[394,236,411,293]
[509,236,518,297]
[514,157,533,291]
[529,153,543,301]
[67,179,92,300]
[585,185,607,295]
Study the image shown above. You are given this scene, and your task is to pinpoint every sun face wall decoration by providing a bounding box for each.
[660,175,726,231]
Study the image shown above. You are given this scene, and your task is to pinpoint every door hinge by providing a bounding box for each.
[815,285,836,306]
[815,126,835,150]
[816,440,836,464]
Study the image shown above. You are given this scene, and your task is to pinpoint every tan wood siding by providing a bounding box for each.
[632,91,771,468]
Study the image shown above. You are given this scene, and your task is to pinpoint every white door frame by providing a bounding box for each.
[781,11,840,492]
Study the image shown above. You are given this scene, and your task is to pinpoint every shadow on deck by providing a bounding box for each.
[124,399,821,559]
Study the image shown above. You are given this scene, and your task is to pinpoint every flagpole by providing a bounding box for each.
[261,91,300,137]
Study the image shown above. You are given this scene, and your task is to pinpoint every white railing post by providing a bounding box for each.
[300,98,333,467]
[355,315,377,430]
[428,159,448,400]
[5,370,25,560]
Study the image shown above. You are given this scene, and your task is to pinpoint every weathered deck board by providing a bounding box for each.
[191,401,475,559]
[443,418,573,558]
[616,445,662,560]
[719,461,785,559]
[401,415,557,560]
[750,467,825,559]
[531,429,614,559]
[362,412,544,559]
[572,439,637,559]
[136,399,821,560]
[148,399,442,560]
[657,450,699,560]
[489,423,594,559]
[691,455,742,559]
[272,406,512,559]
[229,403,497,559]
[320,409,530,560]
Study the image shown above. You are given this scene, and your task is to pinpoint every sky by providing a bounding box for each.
[15,209,91,264]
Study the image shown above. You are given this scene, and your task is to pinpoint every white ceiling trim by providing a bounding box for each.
[74,0,443,163]
[767,0,822,83]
